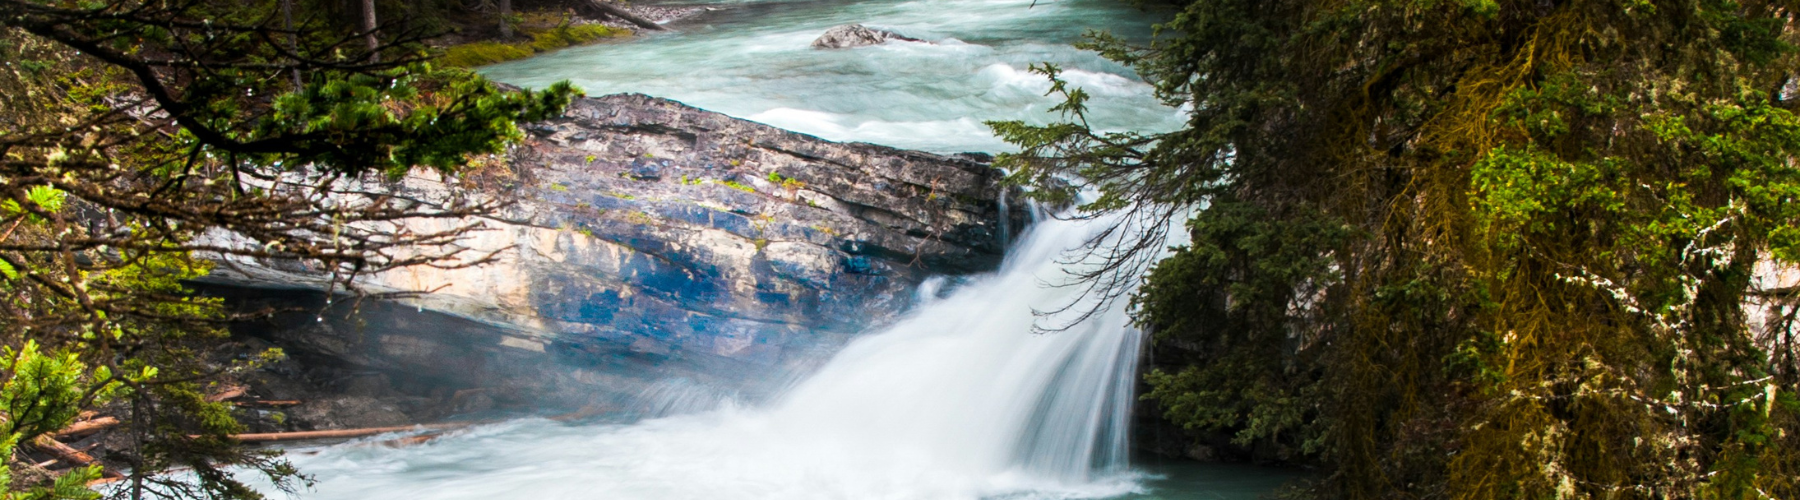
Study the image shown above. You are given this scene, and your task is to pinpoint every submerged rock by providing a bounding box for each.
[811,24,923,49]
[202,93,1026,412]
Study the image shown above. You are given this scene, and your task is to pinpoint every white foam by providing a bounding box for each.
[980,63,1146,97]
[246,213,1156,500]
[748,108,1005,151]
[479,0,1184,155]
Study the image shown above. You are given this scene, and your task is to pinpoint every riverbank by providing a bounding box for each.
[437,5,709,68]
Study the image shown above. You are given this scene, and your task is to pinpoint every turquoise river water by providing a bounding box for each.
[236,0,1302,498]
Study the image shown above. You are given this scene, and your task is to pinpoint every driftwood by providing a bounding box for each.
[370,433,443,448]
[205,385,247,402]
[238,400,302,407]
[31,436,123,479]
[230,423,470,443]
[53,416,120,439]
[581,0,666,31]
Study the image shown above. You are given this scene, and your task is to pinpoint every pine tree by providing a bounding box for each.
[993,1,1800,497]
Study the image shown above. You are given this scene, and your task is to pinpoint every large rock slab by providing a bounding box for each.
[203,93,1024,408]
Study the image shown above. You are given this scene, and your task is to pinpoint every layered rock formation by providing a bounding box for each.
[203,93,1023,413]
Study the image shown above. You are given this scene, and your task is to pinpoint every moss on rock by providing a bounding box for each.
[441,20,628,68]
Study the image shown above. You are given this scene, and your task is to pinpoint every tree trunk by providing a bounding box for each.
[283,0,300,88]
[498,0,513,39]
[360,0,379,62]
[581,0,666,31]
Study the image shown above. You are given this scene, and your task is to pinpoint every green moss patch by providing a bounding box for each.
[441,41,535,68]
[441,23,628,68]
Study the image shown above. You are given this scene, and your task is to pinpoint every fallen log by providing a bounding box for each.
[53,416,120,439]
[580,0,666,31]
[230,423,470,443]
[371,433,442,448]
[31,436,122,479]
[87,466,195,487]
[238,400,302,407]
[205,385,247,402]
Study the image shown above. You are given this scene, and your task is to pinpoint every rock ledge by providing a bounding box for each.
[205,93,1025,411]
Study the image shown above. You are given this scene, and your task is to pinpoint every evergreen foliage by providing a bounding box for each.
[992,0,1800,497]
[0,0,576,497]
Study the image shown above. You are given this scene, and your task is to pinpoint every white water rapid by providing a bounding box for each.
[482,0,1187,153]
[228,0,1272,497]
[253,213,1151,500]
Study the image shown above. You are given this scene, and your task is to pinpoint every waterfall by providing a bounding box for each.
[762,210,1147,485]
[998,189,1012,250]
[220,0,1199,494]
[260,212,1155,500]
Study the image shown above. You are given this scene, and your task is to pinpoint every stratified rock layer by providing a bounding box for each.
[204,93,1023,409]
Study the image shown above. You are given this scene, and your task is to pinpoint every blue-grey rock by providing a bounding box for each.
[202,93,1027,410]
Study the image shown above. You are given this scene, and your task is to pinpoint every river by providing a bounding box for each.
[242,0,1297,498]
[481,0,1187,153]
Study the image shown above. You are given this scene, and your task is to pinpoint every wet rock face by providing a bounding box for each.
[811,24,923,49]
[509,93,1022,351]
[206,93,1025,408]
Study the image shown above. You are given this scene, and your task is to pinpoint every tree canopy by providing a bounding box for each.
[993,0,1800,498]
[0,0,575,497]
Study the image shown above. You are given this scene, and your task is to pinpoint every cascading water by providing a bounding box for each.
[250,212,1153,500]
[226,0,1294,496]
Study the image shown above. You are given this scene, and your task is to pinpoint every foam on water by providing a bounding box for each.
[249,213,1154,500]
[240,0,1192,497]
[481,0,1183,152]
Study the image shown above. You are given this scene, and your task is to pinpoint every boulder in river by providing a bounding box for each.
[201,93,1026,412]
[811,24,923,49]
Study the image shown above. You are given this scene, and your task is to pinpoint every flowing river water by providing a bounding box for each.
[244,0,1298,497]
[481,0,1188,154]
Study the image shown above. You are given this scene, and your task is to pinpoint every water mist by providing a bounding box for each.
[256,213,1152,500]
